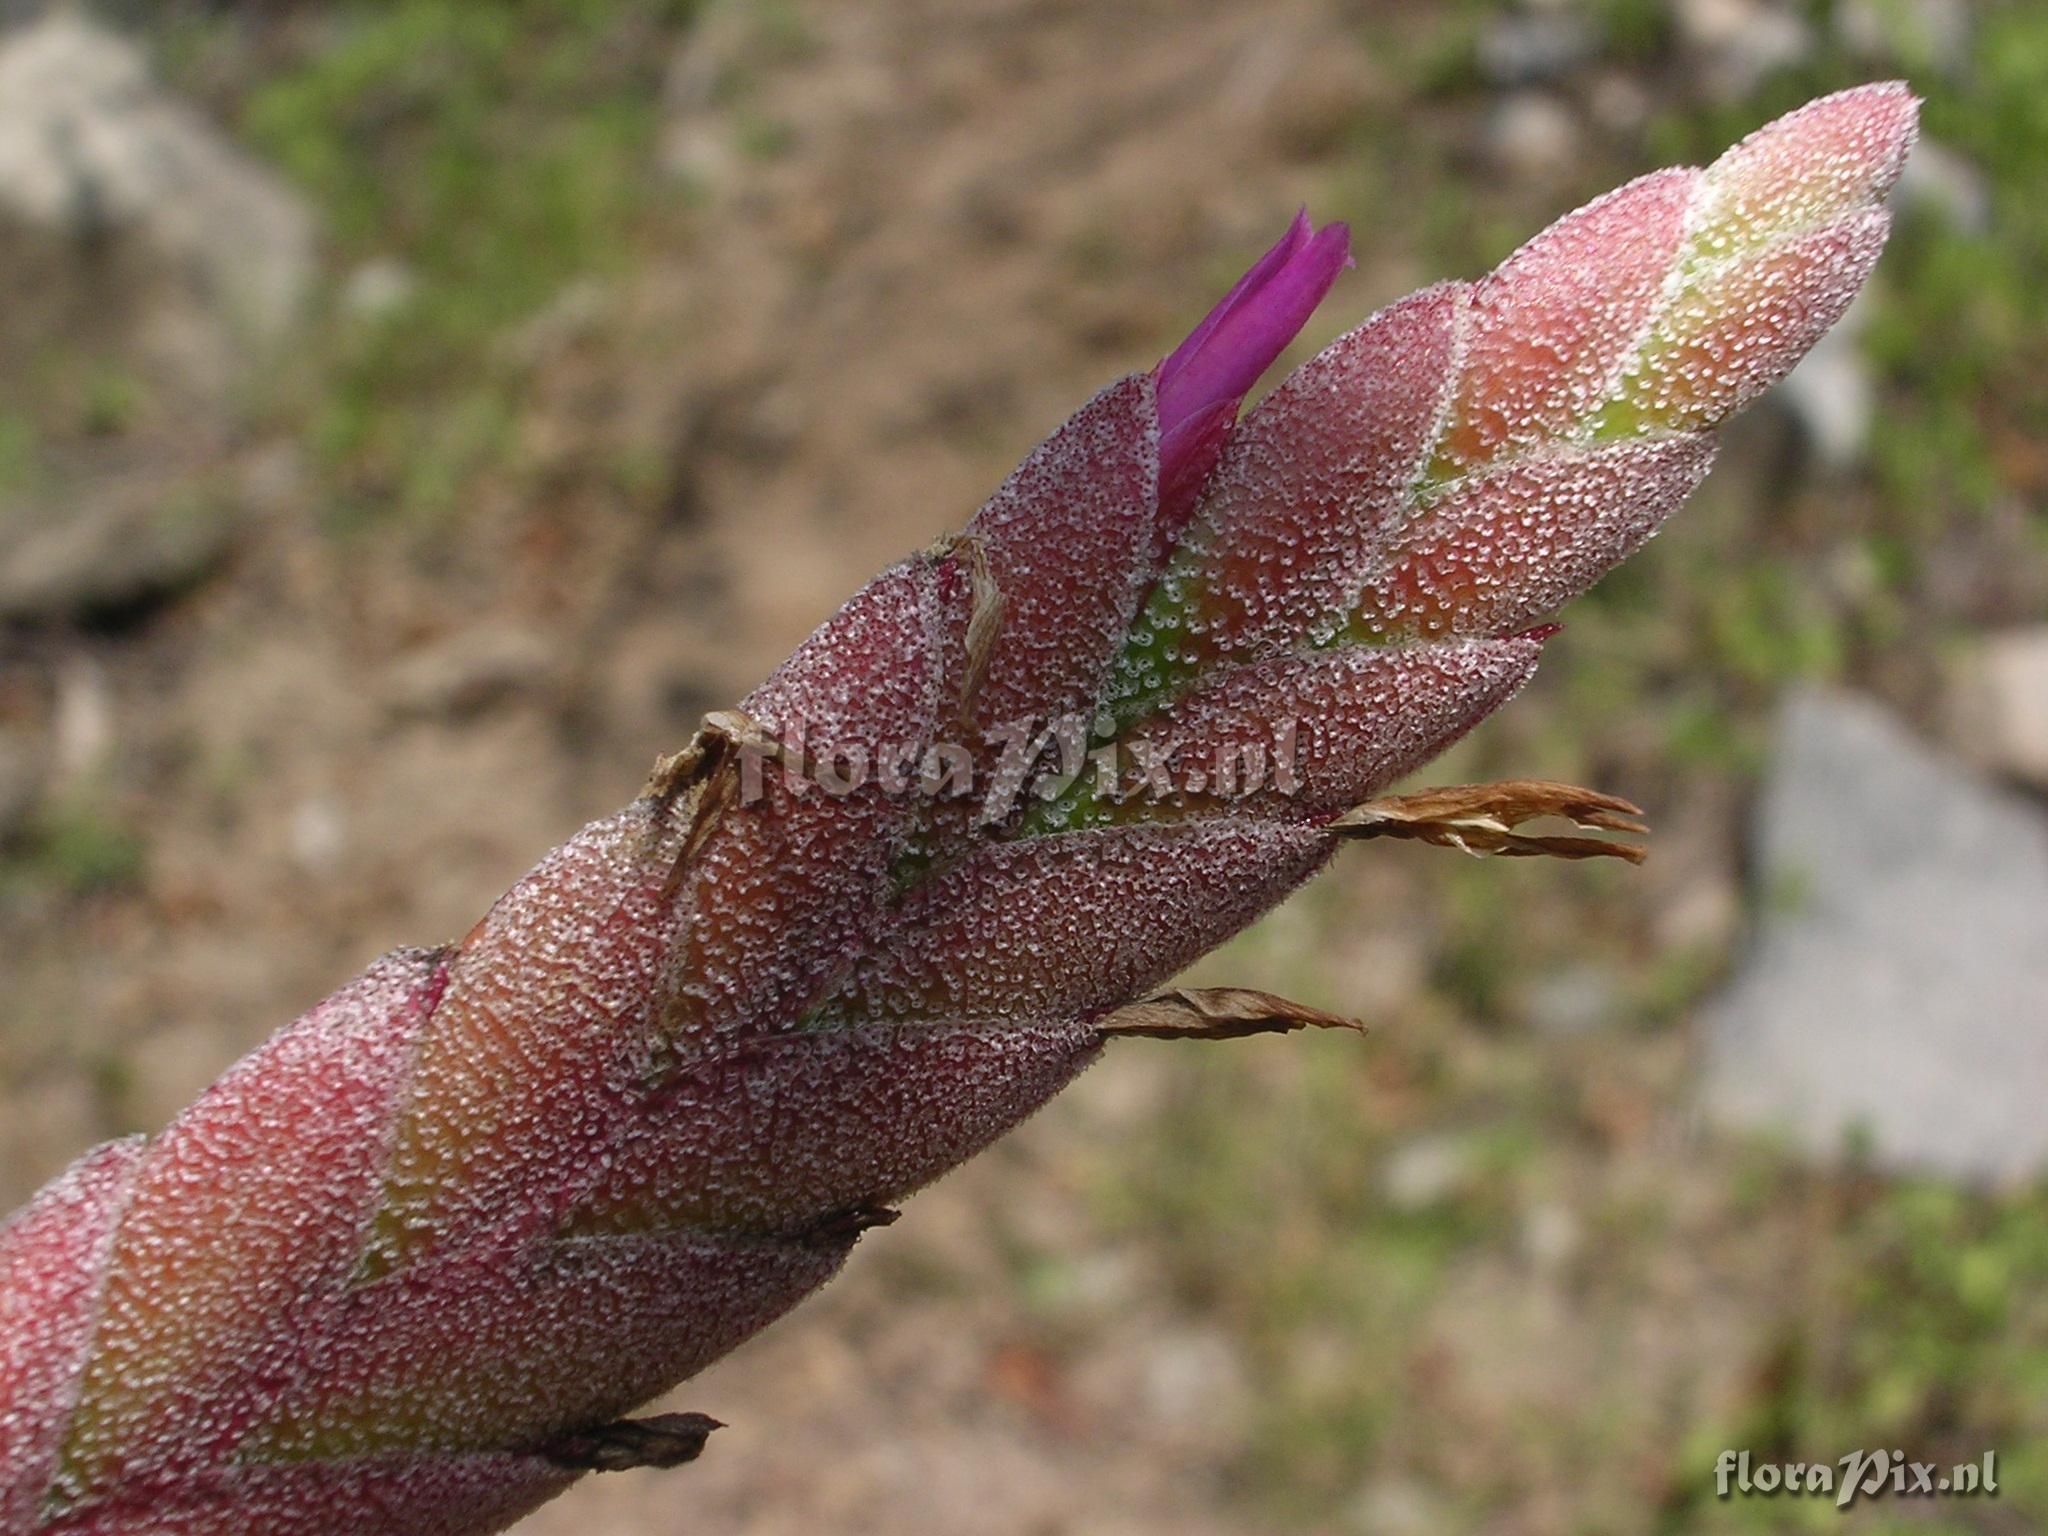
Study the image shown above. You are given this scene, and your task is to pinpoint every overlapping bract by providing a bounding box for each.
[1113,81,1913,716]
[0,86,1913,1536]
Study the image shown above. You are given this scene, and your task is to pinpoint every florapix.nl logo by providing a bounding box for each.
[1714,1449,1998,1509]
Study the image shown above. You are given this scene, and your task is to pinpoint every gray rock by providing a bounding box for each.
[0,14,314,373]
[387,625,554,719]
[1951,628,2048,792]
[0,488,238,627]
[1587,72,1652,135]
[1776,294,1875,471]
[659,1,755,188]
[1476,10,1596,87]
[1351,1482,1449,1536]
[1897,137,1992,236]
[1677,0,1815,100]
[51,652,115,784]
[340,257,418,322]
[1139,1329,1249,1444]
[1523,962,1618,1038]
[1347,1477,1449,1536]
[288,792,347,877]
[1701,689,2048,1182]
[1380,1132,1475,1210]
[1518,1200,1582,1276]
[1483,92,1581,180]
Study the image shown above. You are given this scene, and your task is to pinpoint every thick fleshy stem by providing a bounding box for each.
[0,86,1913,1536]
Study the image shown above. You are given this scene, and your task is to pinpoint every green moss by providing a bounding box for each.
[0,414,42,499]
[5,801,148,898]
[234,0,701,528]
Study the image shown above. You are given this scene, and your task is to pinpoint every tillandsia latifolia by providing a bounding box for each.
[0,84,1915,1535]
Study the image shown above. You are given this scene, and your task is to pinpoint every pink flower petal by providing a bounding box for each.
[1155,212,1353,468]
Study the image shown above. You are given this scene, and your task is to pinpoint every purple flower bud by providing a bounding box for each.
[1154,210,1353,514]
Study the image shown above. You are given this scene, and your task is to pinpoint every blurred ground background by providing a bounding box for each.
[1,1,2045,1532]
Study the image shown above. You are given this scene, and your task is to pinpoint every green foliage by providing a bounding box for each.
[4,799,148,899]
[236,0,700,526]
[1684,1178,2048,1530]
[0,414,39,499]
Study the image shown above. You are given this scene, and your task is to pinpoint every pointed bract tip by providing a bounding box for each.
[1701,80,1919,249]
